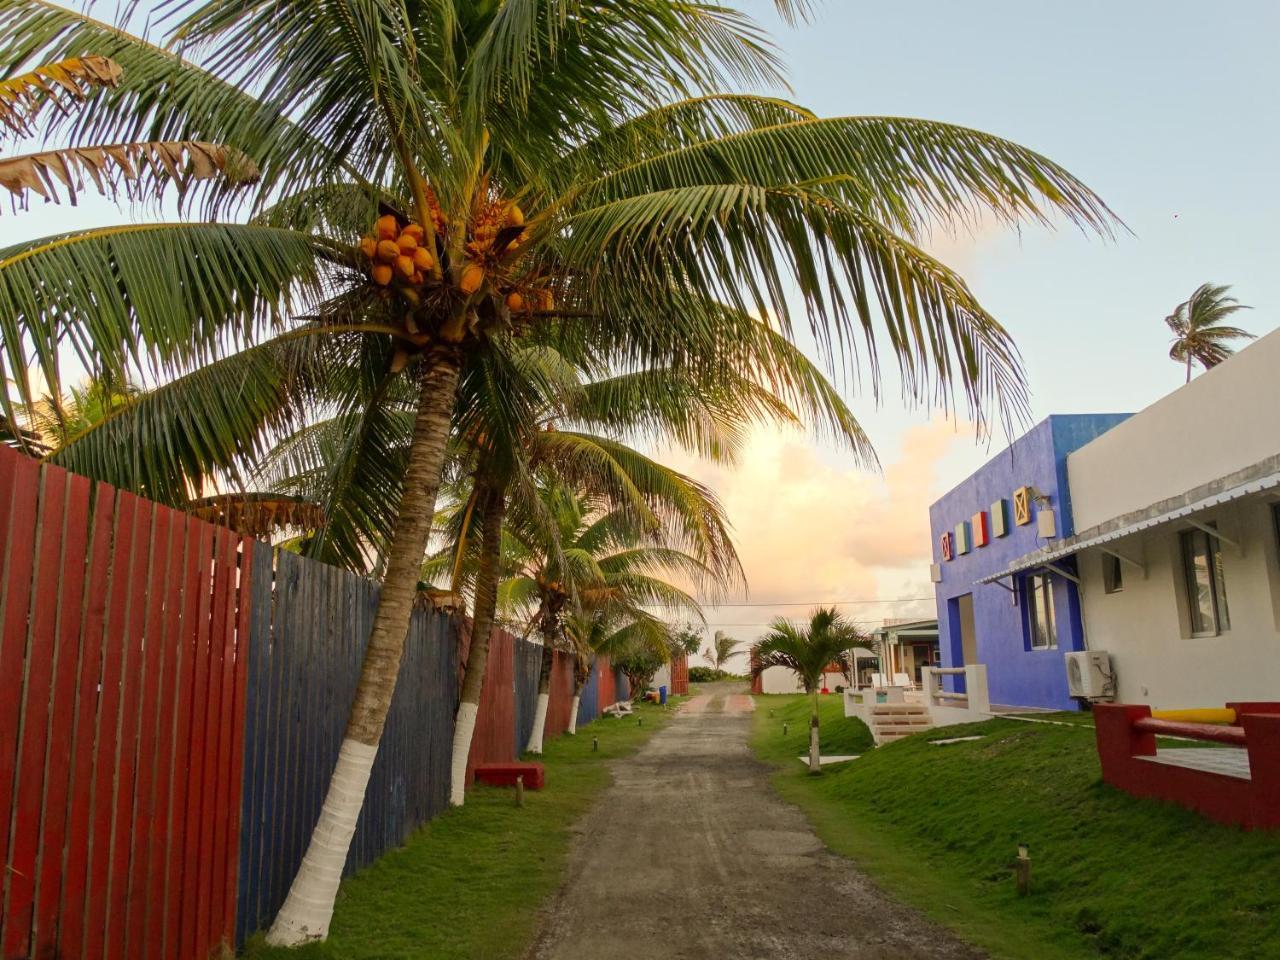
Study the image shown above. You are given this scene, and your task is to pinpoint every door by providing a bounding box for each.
[947,593,978,694]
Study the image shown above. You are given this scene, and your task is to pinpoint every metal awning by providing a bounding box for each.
[976,468,1280,586]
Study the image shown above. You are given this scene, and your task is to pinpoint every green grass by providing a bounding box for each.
[752,692,875,766]
[751,696,1280,960]
[242,698,681,960]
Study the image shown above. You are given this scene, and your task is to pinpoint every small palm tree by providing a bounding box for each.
[750,608,866,773]
[705,630,739,676]
[1165,283,1254,382]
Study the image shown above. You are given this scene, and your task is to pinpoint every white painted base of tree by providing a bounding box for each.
[449,700,479,807]
[808,725,821,773]
[568,694,581,735]
[526,692,549,754]
[265,737,378,946]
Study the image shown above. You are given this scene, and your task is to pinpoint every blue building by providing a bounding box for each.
[928,415,1130,710]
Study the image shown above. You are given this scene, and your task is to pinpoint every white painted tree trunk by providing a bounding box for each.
[526,691,549,754]
[808,724,821,773]
[448,700,479,806]
[568,694,581,735]
[265,738,378,944]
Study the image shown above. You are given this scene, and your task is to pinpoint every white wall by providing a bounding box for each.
[1076,497,1280,709]
[1068,329,1280,530]
[759,667,848,694]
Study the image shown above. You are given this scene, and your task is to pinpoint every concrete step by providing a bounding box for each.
[869,704,928,715]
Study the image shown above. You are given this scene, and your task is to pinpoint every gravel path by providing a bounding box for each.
[527,683,985,960]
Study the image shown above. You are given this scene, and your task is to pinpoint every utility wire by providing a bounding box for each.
[645,597,933,608]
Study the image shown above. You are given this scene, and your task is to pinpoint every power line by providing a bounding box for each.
[646,597,934,608]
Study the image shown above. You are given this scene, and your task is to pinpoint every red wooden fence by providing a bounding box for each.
[0,444,252,960]
[670,653,689,695]
[465,626,518,783]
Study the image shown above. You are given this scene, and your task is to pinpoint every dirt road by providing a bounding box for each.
[528,683,984,960]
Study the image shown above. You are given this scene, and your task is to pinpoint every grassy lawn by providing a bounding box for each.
[752,695,1280,960]
[752,691,875,766]
[242,698,681,960]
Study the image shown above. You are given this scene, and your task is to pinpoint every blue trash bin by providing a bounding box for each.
[659,685,668,705]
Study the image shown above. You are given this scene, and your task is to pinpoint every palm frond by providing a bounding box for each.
[0,222,336,426]
[0,139,257,211]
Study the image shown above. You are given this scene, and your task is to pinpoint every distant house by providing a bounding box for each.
[866,618,939,687]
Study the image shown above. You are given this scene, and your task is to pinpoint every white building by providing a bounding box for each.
[995,328,1280,709]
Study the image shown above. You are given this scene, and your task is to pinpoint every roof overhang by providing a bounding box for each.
[976,463,1280,587]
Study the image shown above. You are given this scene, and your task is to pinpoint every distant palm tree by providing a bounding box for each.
[706,630,739,675]
[750,608,866,773]
[1165,284,1254,382]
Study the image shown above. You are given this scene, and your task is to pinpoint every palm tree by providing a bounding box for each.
[2,1,1119,943]
[706,629,739,676]
[496,483,717,754]
[750,608,866,773]
[1165,283,1254,382]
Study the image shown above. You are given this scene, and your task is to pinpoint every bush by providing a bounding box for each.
[687,666,718,683]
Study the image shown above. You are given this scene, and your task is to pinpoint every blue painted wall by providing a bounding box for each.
[928,414,1129,710]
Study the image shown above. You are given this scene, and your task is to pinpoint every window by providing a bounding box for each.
[1024,572,1057,649]
[1180,526,1230,636]
[1103,554,1124,594]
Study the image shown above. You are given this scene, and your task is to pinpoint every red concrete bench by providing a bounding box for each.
[1094,702,1280,829]
[473,762,545,790]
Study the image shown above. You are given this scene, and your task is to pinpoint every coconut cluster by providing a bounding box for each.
[357,195,554,312]
[358,214,435,289]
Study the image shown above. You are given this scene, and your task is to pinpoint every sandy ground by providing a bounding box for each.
[527,683,985,960]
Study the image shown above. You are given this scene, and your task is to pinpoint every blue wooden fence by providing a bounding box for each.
[512,638,544,750]
[577,662,600,728]
[235,545,457,945]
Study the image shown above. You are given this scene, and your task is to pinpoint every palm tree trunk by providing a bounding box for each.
[1186,353,1193,383]
[448,482,506,807]
[568,669,586,735]
[266,345,461,946]
[526,641,555,754]
[808,687,821,774]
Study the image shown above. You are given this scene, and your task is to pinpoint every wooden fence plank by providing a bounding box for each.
[224,539,254,946]
[195,529,232,950]
[143,511,190,960]
[56,484,117,957]
[3,464,68,958]
[123,505,173,959]
[104,497,155,960]
[82,490,138,960]
[32,471,91,956]
[164,518,205,958]
[0,449,40,915]
[177,521,215,958]
[209,532,241,951]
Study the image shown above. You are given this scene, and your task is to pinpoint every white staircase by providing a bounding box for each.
[868,703,932,744]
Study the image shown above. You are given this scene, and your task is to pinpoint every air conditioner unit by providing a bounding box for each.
[1065,650,1114,700]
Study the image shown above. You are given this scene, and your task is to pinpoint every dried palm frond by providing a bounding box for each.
[188,492,325,538]
[0,140,258,210]
[0,56,122,135]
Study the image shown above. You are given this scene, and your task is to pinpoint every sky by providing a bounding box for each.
[673,0,1280,665]
[4,1,1278,668]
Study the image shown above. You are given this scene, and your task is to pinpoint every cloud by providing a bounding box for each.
[654,418,973,655]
